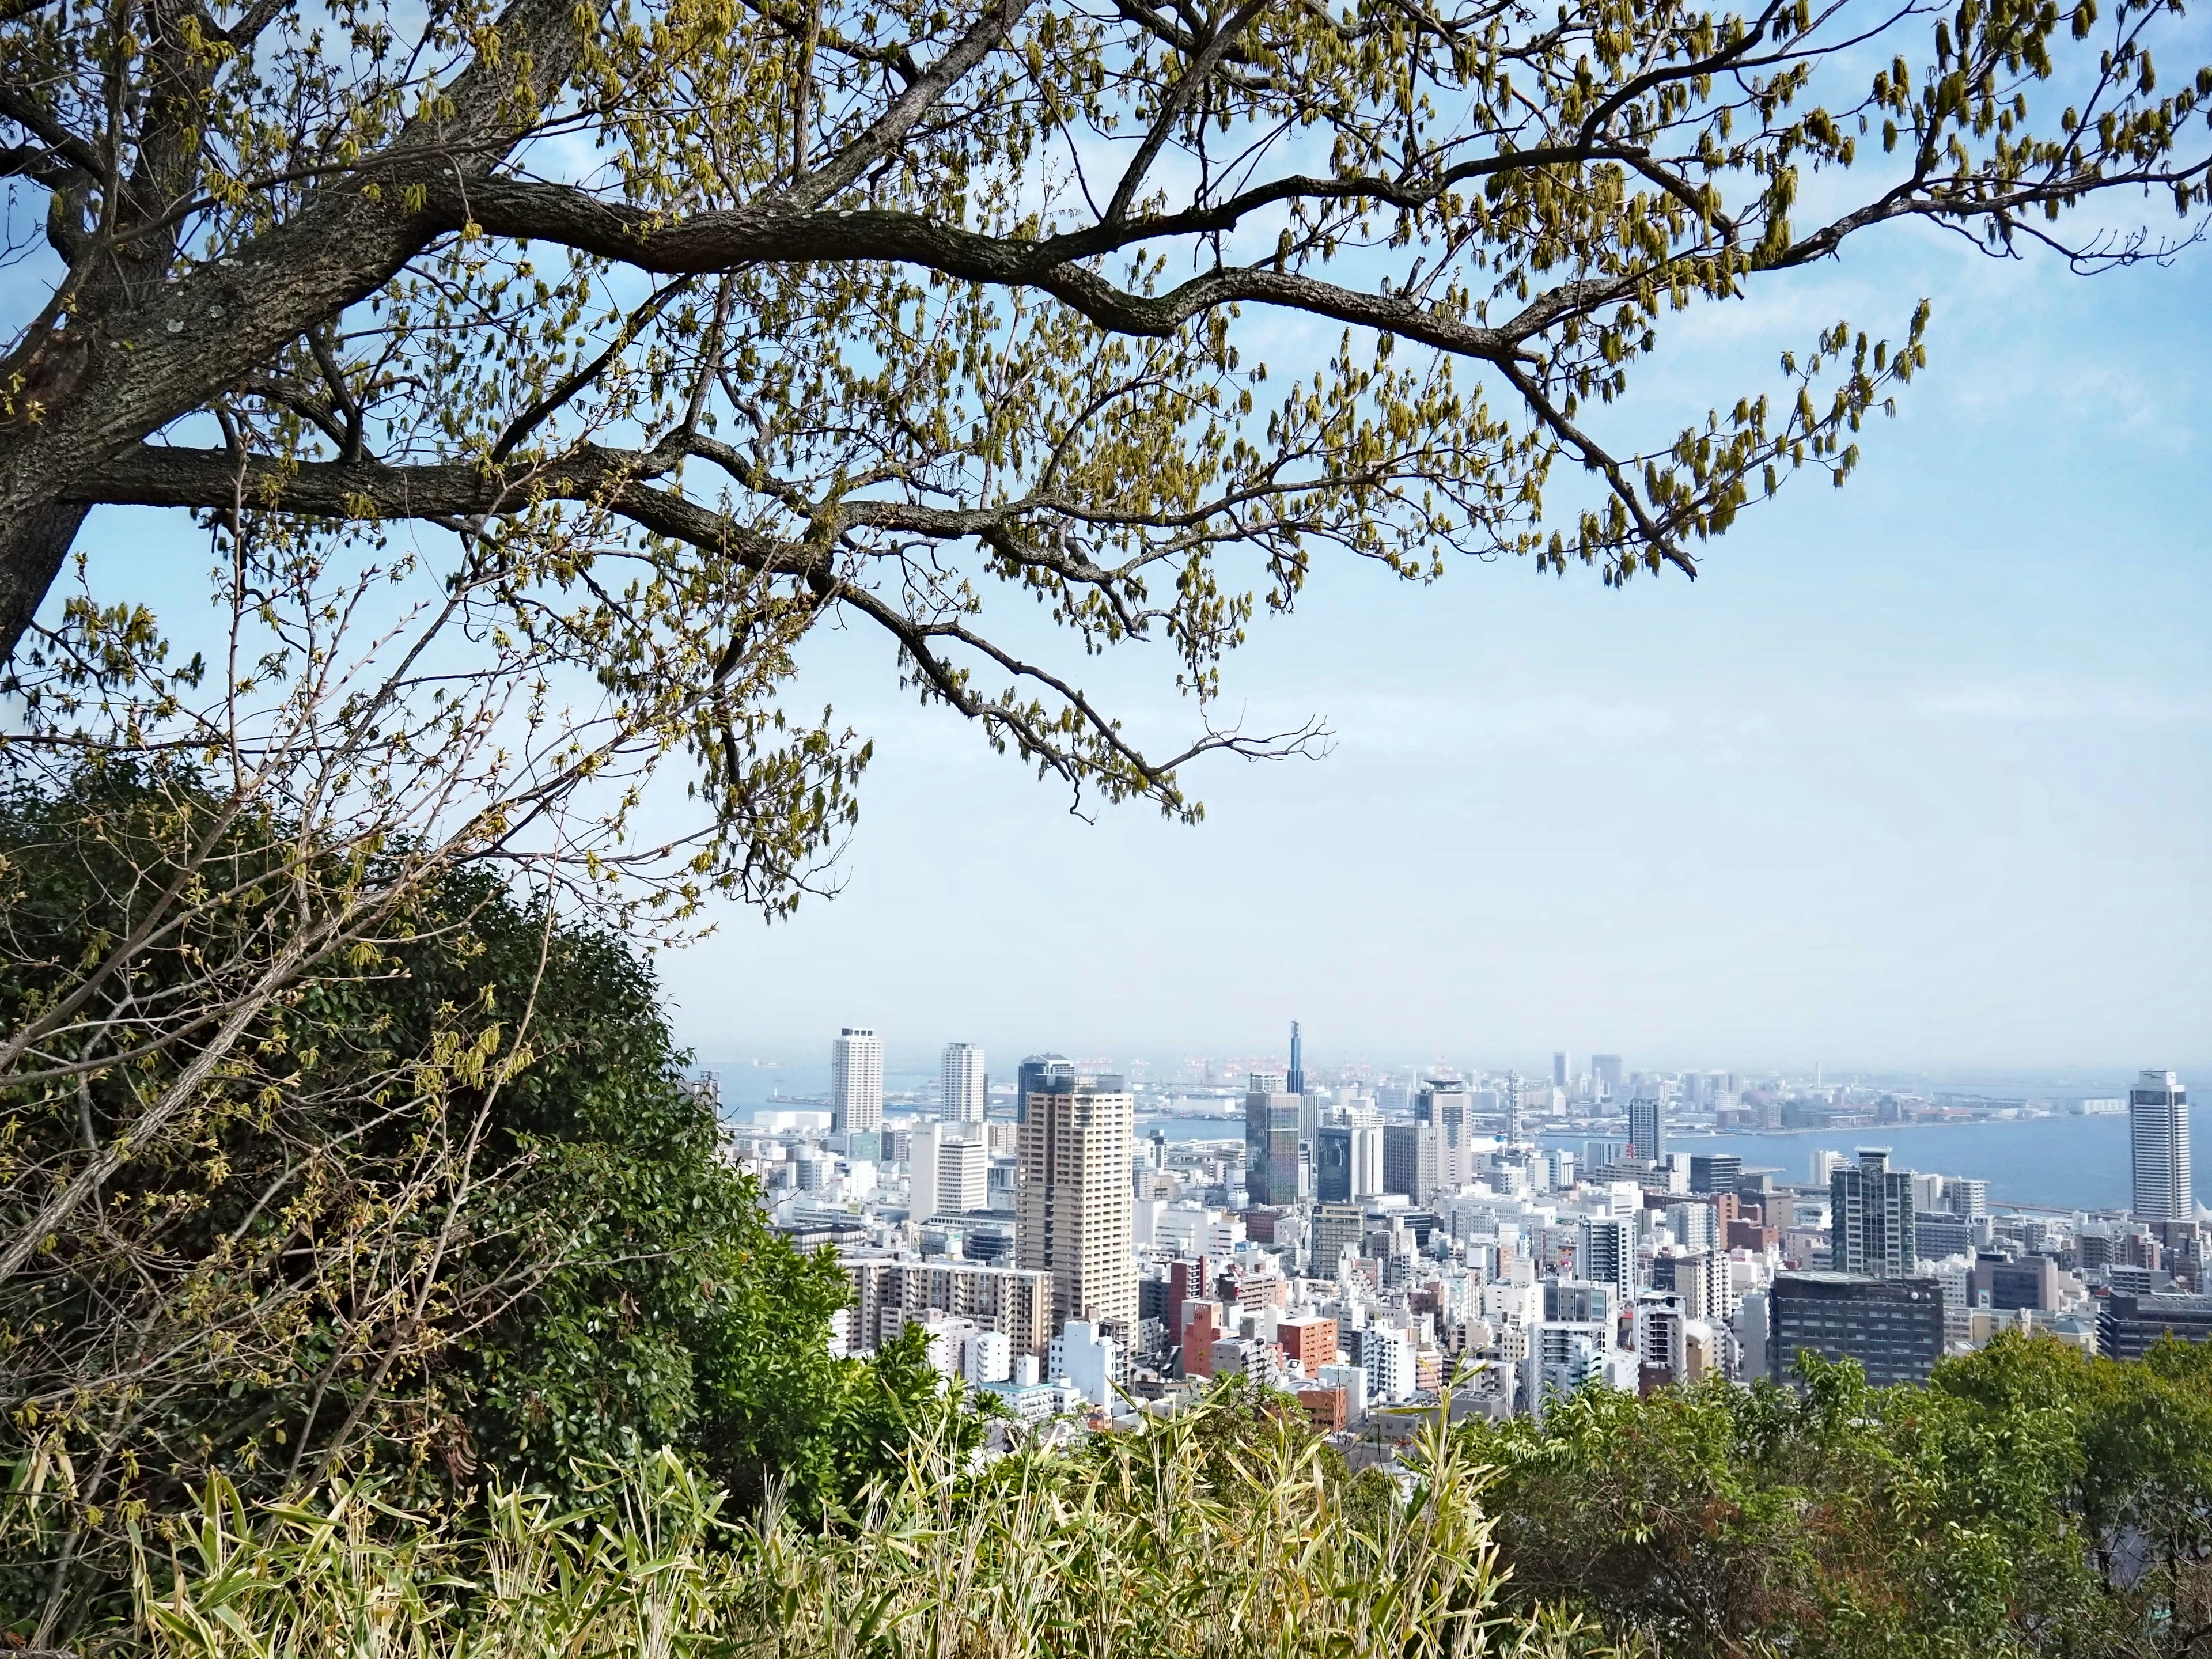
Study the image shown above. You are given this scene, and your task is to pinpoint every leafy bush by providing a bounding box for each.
[1469,1337,2212,1658]
[2,773,952,1642]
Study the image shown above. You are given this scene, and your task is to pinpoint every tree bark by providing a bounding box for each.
[0,502,87,663]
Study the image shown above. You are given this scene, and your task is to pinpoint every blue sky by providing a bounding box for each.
[21,202,2209,1082]
[655,225,2212,1080]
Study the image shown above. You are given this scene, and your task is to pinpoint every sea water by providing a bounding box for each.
[1142,1105,2212,1213]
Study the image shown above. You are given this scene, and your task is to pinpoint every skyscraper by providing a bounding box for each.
[1416,1078,1472,1188]
[1286,1021,1306,1096]
[2132,1070,2193,1221]
[832,1027,884,1137]
[1503,1071,1524,1144]
[1830,1147,1916,1278]
[1245,1075,1302,1206]
[1592,1054,1625,1098]
[1553,1051,1571,1089]
[1017,1068,1136,1335]
[1627,1093,1665,1165]
[941,1042,986,1123]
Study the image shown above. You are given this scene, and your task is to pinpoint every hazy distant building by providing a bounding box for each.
[1247,1077,1302,1206]
[1627,1094,1665,1165]
[1348,1111,1385,1199]
[1553,1051,1571,1089]
[1417,1078,1474,1188]
[1311,1203,1366,1277]
[1942,1176,1988,1220]
[940,1042,986,1123]
[1383,1123,1439,1205]
[1315,1126,1354,1204]
[832,1027,884,1137]
[1769,1272,1942,1387]
[1017,1069,1135,1335]
[1689,1153,1741,1196]
[1592,1054,1625,1098]
[1830,1148,1916,1279]
[2132,1070,2193,1221]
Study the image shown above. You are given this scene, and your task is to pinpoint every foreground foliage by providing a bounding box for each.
[122,1394,1609,1659]
[1,774,953,1642]
[1471,1336,2212,1658]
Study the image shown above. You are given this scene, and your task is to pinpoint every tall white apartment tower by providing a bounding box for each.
[941,1042,987,1123]
[1017,1068,1137,1336]
[2131,1070,2193,1221]
[831,1027,884,1137]
[1578,1215,1635,1311]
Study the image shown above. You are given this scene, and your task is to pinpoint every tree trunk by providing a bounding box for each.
[0,503,89,665]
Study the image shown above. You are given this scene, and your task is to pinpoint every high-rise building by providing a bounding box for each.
[2131,1070,2193,1221]
[1382,1123,1438,1204]
[1246,1076,1302,1206]
[1503,1072,1524,1143]
[941,1042,986,1123]
[1286,1021,1306,1096]
[1310,1203,1367,1277]
[1016,1053,1074,1125]
[1416,1078,1472,1188]
[1810,1148,1845,1187]
[1017,1069,1136,1335]
[1768,1272,1943,1387]
[1592,1054,1625,1098]
[1553,1051,1571,1089]
[1830,1147,1916,1278]
[1578,1215,1635,1309]
[832,1027,884,1137]
[1627,1094,1665,1165]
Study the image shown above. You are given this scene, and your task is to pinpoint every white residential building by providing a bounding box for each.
[941,1042,987,1123]
[832,1027,884,1136]
[1049,1319,1123,1407]
[2131,1070,2192,1221]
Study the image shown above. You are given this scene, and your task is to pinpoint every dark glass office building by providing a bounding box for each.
[1315,1125,1353,1204]
[1768,1271,1943,1387]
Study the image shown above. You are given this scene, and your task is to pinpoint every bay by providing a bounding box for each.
[1143,1106,2212,1214]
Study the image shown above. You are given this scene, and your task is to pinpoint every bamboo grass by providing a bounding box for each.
[126,1392,1625,1659]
